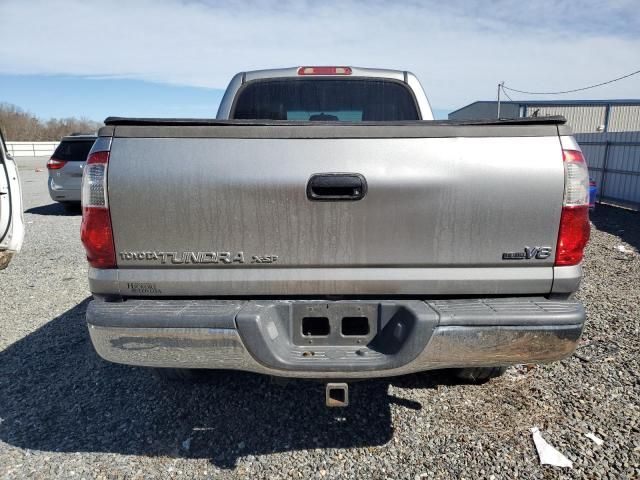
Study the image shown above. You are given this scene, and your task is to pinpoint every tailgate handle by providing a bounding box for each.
[307,173,367,201]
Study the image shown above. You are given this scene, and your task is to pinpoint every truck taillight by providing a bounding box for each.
[81,148,116,268]
[555,149,590,266]
[46,157,67,170]
[297,66,352,76]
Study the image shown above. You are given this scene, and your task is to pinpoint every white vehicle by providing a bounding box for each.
[0,130,24,269]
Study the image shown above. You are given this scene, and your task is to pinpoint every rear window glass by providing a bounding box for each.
[53,140,95,161]
[232,79,420,121]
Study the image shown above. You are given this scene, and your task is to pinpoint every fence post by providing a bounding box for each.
[599,141,611,203]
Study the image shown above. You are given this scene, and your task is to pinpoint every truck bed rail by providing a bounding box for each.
[104,116,567,127]
[99,116,571,138]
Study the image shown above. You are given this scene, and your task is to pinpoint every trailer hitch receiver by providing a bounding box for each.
[325,383,349,407]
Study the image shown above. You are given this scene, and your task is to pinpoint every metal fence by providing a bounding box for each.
[6,141,58,157]
[577,132,640,209]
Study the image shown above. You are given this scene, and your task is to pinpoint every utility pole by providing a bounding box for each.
[497,81,504,118]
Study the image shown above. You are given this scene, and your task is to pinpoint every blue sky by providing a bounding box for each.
[0,0,639,121]
[0,75,225,121]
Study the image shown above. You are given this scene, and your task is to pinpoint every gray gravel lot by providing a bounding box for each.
[0,162,638,479]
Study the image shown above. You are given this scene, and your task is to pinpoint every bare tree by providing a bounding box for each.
[0,103,101,141]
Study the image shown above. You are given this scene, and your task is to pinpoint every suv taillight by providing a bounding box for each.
[555,149,590,266]
[47,157,67,170]
[80,147,115,268]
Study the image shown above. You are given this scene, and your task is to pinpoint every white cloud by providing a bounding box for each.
[1,0,639,110]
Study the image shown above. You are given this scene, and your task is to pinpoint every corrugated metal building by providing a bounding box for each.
[449,100,640,209]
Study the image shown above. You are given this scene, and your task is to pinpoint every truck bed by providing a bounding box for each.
[90,116,578,298]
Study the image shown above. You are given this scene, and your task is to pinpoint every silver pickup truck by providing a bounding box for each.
[82,67,590,405]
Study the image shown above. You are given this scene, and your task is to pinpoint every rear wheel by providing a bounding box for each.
[452,366,507,383]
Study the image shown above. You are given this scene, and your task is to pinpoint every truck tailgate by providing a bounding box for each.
[103,123,566,296]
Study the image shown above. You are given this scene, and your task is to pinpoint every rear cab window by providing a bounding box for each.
[231,78,420,121]
[52,140,95,162]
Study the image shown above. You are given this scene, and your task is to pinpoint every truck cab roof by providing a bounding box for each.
[216,66,434,121]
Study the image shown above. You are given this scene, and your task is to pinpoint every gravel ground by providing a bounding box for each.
[0,164,638,479]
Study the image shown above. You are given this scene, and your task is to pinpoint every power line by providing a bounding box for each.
[501,86,513,102]
[503,68,640,95]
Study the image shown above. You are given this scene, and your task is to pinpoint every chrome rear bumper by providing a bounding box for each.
[87,298,585,379]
